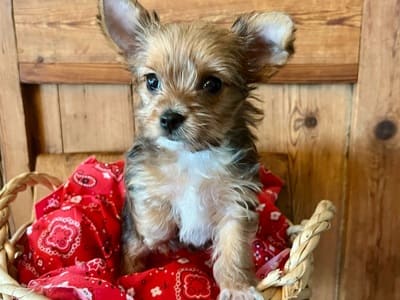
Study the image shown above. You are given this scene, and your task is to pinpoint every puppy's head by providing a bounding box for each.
[100,0,294,151]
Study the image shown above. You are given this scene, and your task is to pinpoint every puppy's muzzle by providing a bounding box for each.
[160,110,186,134]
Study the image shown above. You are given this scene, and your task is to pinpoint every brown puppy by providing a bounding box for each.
[100,1,294,298]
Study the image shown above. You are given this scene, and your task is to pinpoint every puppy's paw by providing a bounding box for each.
[218,286,263,300]
[121,254,146,274]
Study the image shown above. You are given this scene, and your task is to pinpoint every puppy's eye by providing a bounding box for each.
[201,76,222,94]
[145,73,160,92]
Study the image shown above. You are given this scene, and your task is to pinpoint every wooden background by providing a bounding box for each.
[0,0,399,299]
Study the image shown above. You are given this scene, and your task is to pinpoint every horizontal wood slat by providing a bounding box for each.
[14,0,362,83]
[19,63,359,84]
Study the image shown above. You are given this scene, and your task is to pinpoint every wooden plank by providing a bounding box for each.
[255,84,352,300]
[34,85,63,153]
[14,0,362,83]
[59,84,134,153]
[340,0,400,298]
[20,63,132,84]
[35,153,124,180]
[0,0,32,230]
[19,63,359,84]
[22,84,63,154]
[34,153,123,200]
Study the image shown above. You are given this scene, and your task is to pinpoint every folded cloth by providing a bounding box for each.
[16,157,290,300]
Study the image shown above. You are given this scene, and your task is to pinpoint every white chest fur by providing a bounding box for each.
[157,138,233,246]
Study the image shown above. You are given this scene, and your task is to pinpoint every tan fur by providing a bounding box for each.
[130,23,252,151]
[100,1,294,299]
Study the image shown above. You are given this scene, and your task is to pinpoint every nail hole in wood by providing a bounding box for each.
[374,120,397,140]
[304,115,318,128]
[36,56,44,63]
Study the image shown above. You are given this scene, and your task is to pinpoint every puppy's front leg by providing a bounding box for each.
[122,192,176,274]
[213,210,262,300]
[121,202,149,274]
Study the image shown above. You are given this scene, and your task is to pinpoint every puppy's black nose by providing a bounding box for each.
[160,110,186,133]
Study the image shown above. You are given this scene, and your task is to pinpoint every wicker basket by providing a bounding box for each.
[0,172,335,300]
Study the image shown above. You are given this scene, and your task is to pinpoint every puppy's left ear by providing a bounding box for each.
[99,0,159,57]
[232,12,295,81]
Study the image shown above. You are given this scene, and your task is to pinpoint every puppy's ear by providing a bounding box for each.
[99,0,159,56]
[232,12,295,81]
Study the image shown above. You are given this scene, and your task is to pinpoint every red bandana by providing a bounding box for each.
[17,157,290,300]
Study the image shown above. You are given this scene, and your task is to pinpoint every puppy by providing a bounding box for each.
[100,1,294,298]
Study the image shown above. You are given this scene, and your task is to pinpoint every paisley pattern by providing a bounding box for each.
[38,217,81,257]
[16,158,290,300]
[95,162,123,181]
[73,172,97,188]
[177,270,212,299]
[17,157,124,285]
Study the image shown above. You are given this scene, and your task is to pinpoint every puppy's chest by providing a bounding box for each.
[160,149,230,246]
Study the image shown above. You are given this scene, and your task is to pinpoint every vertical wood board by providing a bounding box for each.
[59,84,134,153]
[255,83,352,300]
[0,0,32,230]
[21,84,63,166]
[32,85,63,154]
[340,0,400,298]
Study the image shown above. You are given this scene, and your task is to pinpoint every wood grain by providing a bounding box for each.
[340,0,400,298]
[35,85,63,153]
[23,84,63,154]
[58,84,135,153]
[13,0,362,83]
[19,63,359,84]
[0,0,32,230]
[255,83,352,300]
[34,153,123,201]
[20,63,133,84]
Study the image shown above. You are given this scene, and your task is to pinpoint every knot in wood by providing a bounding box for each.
[36,56,44,63]
[374,120,397,140]
[304,115,318,128]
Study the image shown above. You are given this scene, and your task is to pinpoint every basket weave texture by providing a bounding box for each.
[0,172,335,300]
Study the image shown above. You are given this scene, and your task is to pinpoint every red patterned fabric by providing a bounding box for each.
[16,157,290,300]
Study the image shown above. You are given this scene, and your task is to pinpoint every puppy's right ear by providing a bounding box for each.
[232,12,294,81]
[99,0,159,56]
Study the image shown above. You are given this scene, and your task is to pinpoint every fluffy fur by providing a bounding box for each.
[100,1,294,298]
